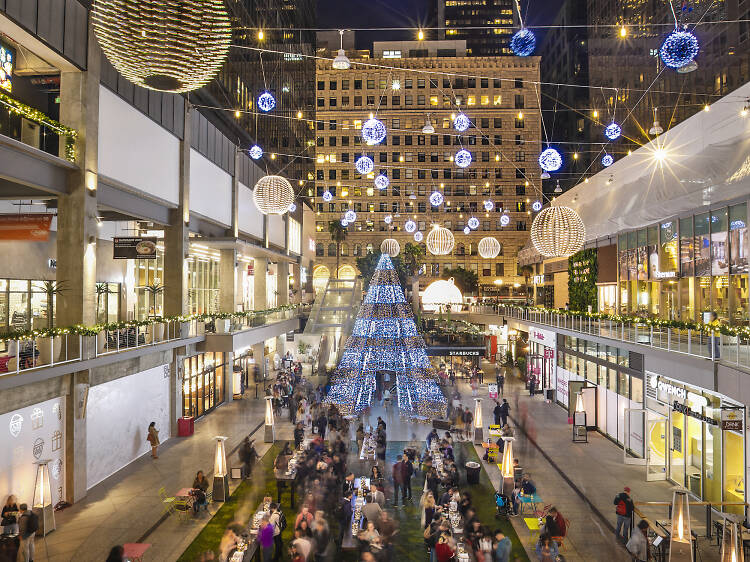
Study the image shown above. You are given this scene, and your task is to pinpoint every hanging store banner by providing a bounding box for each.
[0,213,53,241]
[113,237,157,259]
[721,409,744,431]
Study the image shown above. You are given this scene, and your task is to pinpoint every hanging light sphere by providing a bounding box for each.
[532,200,543,212]
[426,225,455,255]
[404,220,417,233]
[414,231,424,242]
[531,205,586,258]
[91,0,231,93]
[361,118,387,145]
[345,209,357,222]
[539,148,562,172]
[252,175,295,215]
[453,113,471,132]
[429,191,444,206]
[341,218,349,227]
[332,49,351,70]
[355,155,374,174]
[604,122,622,140]
[463,226,471,235]
[289,203,297,213]
[510,28,537,57]
[602,154,614,167]
[323,190,333,202]
[660,30,699,69]
[467,217,480,230]
[422,278,463,313]
[374,174,389,190]
[384,214,393,224]
[500,214,511,227]
[249,145,263,159]
[478,237,502,259]
[380,238,400,257]
[257,91,276,112]
[483,200,494,212]
[455,149,472,168]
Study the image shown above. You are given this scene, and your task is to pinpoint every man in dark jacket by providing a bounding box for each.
[498,399,510,426]
[401,453,415,500]
[493,401,503,426]
[238,437,258,478]
[338,491,353,546]
[614,486,635,542]
[392,457,407,506]
[293,422,305,449]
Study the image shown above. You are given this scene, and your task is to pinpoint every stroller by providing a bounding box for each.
[494,491,512,518]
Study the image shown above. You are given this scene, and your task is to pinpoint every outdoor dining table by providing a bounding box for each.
[518,493,543,515]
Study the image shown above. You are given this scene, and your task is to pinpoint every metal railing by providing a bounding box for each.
[472,304,750,369]
[96,319,189,355]
[205,307,303,334]
[0,333,83,374]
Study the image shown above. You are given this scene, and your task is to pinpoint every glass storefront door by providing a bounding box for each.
[646,418,668,480]
[686,415,703,496]
[669,411,685,486]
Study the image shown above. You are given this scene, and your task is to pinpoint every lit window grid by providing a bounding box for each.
[313,57,539,285]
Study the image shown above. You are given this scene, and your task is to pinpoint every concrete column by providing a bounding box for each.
[169,347,186,437]
[65,370,89,503]
[164,104,191,317]
[277,261,290,306]
[56,27,100,327]
[254,257,268,310]
[231,150,240,238]
[224,351,235,402]
[220,248,238,312]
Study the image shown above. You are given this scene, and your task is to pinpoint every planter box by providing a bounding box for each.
[196,321,206,336]
[37,335,62,365]
[82,336,98,360]
[180,321,191,339]
[215,318,231,334]
[97,330,107,353]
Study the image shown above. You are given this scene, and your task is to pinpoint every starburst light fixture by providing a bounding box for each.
[604,122,622,140]
[323,190,333,202]
[92,0,231,93]
[427,225,455,255]
[252,175,295,215]
[414,232,423,242]
[463,226,471,235]
[500,214,511,227]
[531,206,585,258]
[483,200,494,212]
[384,214,393,224]
[602,154,614,167]
[430,191,444,206]
[478,237,501,259]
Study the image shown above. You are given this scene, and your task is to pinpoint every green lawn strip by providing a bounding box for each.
[179,442,298,562]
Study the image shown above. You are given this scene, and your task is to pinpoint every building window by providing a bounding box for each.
[514,118,524,128]
[514,94,524,109]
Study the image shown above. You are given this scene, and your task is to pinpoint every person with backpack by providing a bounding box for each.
[614,486,635,542]
[269,503,286,561]
[498,399,510,426]
[17,503,37,562]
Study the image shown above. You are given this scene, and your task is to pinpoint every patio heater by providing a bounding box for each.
[720,515,743,562]
[473,398,483,444]
[669,487,693,562]
[572,392,587,443]
[264,395,275,442]
[500,437,515,494]
[32,460,55,535]
[212,436,229,502]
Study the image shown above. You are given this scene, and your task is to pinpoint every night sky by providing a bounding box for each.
[316,0,565,49]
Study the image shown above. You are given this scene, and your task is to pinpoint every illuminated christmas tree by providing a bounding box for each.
[324,253,446,419]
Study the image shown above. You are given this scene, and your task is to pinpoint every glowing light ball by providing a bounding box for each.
[257,91,276,112]
[510,29,536,57]
[345,210,357,222]
[453,113,470,132]
[532,200,542,212]
[404,220,417,233]
[467,217,480,230]
[429,191,444,206]
[323,190,333,202]
[341,219,349,227]
[531,205,585,258]
[253,175,294,215]
[289,203,297,213]
[362,118,387,145]
[478,237,502,259]
[539,148,562,172]
[374,174,389,190]
[463,226,471,235]
[427,225,455,255]
[484,200,494,211]
[455,149,472,168]
[414,232,423,242]
[355,155,374,174]
[500,214,510,227]
[380,238,400,257]
[91,0,231,93]
[604,122,622,140]
[422,278,463,313]
[384,214,393,224]
[660,30,699,69]
[249,145,263,159]
[602,154,614,167]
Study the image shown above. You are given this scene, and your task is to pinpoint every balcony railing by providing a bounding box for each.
[0,305,305,376]
[472,304,750,369]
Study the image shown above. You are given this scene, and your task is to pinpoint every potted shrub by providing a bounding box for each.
[37,281,66,364]
[95,283,115,324]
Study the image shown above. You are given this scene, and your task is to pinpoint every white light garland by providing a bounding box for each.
[252,175,294,215]
[426,225,455,255]
[531,205,586,258]
[478,237,502,259]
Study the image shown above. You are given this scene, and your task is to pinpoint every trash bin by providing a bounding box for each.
[465,461,481,485]
[546,389,554,401]
[178,416,194,437]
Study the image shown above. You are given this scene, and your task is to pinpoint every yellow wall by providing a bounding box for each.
[554,271,569,309]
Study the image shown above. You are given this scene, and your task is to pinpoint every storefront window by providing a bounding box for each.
[680,217,694,277]
[670,410,685,487]
[618,372,630,398]
[724,430,744,515]
[659,221,679,275]
[631,375,643,403]
[679,277,696,322]
[704,400,722,506]
[135,251,164,319]
[182,352,225,418]
[728,204,748,324]
[95,282,120,324]
[188,258,220,315]
[695,212,711,277]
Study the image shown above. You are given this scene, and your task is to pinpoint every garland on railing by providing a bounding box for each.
[480,302,750,338]
[0,303,302,343]
[0,92,78,162]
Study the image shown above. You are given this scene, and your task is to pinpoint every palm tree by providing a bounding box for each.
[143,283,164,318]
[40,280,66,330]
[402,242,425,313]
[519,265,534,301]
[328,221,348,279]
